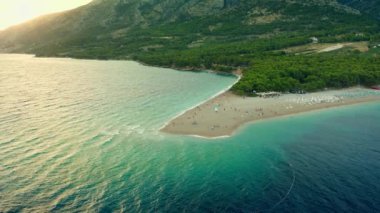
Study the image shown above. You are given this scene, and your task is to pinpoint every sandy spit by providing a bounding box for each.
[161,87,380,138]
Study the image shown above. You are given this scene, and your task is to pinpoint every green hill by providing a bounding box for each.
[338,0,380,19]
[1,0,379,94]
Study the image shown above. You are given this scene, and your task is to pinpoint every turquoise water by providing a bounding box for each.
[1,55,379,212]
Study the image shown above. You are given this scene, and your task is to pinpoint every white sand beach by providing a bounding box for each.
[161,87,380,138]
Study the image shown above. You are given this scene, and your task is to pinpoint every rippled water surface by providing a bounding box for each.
[1,54,379,212]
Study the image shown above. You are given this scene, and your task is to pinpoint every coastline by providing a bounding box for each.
[3,54,379,139]
[159,73,241,132]
[24,53,238,78]
[161,87,380,138]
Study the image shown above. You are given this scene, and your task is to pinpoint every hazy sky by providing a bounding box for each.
[0,0,93,30]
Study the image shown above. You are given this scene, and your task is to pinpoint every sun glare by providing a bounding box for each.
[0,0,93,30]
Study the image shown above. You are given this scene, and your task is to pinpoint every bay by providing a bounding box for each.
[0,54,379,212]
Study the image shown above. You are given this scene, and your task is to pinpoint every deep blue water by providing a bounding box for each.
[232,103,380,212]
[0,55,379,212]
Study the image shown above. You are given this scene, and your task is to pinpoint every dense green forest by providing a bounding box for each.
[232,53,380,95]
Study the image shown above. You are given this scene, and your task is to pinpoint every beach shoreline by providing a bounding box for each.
[159,71,241,130]
[161,87,380,138]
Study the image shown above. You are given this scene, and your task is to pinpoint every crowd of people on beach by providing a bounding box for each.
[287,95,344,105]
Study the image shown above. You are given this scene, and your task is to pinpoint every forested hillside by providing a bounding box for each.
[338,0,380,19]
[0,0,379,94]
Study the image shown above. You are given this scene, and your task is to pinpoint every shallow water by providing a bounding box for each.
[1,55,379,212]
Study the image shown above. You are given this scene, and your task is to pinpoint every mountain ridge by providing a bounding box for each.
[0,0,378,55]
[0,0,379,94]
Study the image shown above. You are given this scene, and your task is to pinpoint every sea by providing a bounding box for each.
[0,54,379,212]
